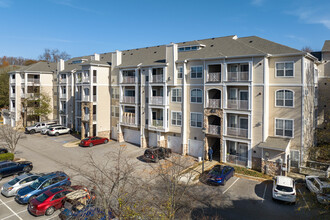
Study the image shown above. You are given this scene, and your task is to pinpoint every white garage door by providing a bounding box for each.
[124,128,140,146]
[188,139,204,158]
[167,136,182,154]
[148,132,157,147]
[111,126,117,140]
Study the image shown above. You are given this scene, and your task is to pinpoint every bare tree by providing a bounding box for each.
[301,46,313,53]
[0,125,24,153]
[39,48,71,63]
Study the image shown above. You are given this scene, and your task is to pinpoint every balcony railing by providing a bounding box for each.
[82,96,91,102]
[25,93,40,99]
[20,93,25,98]
[151,120,163,127]
[122,114,136,125]
[93,114,96,121]
[151,75,164,83]
[59,94,66,99]
[226,154,248,167]
[10,79,16,84]
[208,125,221,135]
[27,78,40,84]
[207,72,221,82]
[150,96,163,105]
[227,71,249,82]
[93,95,97,102]
[227,127,248,138]
[59,78,67,83]
[227,100,248,110]
[122,76,135,84]
[122,96,135,104]
[10,93,15,98]
[59,110,66,115]
[93,76,96,83]
[83,115,89,121]
[76,77,90,83]
[207,99,221,108]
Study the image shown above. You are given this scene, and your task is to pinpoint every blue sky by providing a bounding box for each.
[0,0,329,59]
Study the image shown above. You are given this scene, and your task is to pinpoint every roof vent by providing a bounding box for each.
[249,40,253,43]
[212,38,215,40]
[130,53,133,55]
[154,51,157,53]
[232,35,238,40]
[210,45,214,47]
[157,46,160,47]
[123,53,126,55]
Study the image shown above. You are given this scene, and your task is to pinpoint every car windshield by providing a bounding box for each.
[276,185,293,192]
[36,193,49,202]
[8,177,21,186]
[82,138,90,141]
[30,178,45,190]
[210,166,223,175]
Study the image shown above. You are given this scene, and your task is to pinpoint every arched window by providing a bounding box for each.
[276,90,293,107]
[191,89,203,103]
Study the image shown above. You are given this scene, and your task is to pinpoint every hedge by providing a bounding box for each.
[0,153,14,161]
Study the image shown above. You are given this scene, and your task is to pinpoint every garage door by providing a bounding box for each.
[167,136,182,154]
[148,132,157,147]
[111,126,117,140]
[124,128,140,146]
[188,139,203,158]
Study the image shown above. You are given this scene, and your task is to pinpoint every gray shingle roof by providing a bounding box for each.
[258,137,290,151]
[13,62,56,73]
[322,40,330,51]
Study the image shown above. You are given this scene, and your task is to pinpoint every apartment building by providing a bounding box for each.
[5,35,323,175]
[5,62,56,127]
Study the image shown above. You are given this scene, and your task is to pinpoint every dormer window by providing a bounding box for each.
[178,45,204,52]
[72,59,87,64]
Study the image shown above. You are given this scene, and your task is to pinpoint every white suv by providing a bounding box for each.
[41,124,61,135]
[306,176,330,204]
[48,126,71,136]
[272,176,296,203]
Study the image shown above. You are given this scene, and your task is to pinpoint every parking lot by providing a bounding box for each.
[0,133,328,220]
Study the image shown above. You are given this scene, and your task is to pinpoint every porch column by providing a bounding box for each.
[222,139,227,162]
[248,142,252,168]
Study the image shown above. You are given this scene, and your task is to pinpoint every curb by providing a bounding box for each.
[234,173,271,182]
[63,140,81,148]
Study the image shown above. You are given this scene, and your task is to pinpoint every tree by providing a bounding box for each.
[0,66,19,108]
[301,46,313,53]
[22,92,52,124]
[0,125,25,154]
[39,48,71,63]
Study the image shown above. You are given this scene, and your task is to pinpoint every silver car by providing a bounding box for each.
[41,124,61,135]
[1,173,41,197]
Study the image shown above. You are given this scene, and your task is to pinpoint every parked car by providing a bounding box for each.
[48,126,71,136]
[25,122,57,134]
[0,148,8,154]
[0,161,33,180]
[79,136,109,147]
[306,176,330,204]
[1,173,42,197]
[41,124,61,135]
[272,176,296,204]
[143,147,172,162]
[15,171,71,204]
[206,165,235,186]
[28,186,81,216]
[60,205,114,220]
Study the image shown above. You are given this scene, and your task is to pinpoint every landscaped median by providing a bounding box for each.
[63,140,81,148]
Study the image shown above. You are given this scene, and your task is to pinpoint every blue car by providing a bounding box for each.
[15,171,71,204]
[207,165,235,186]
[0,160,33,181]
[59,205,114,220]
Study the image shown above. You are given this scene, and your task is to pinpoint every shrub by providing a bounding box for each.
[0,153,14,161]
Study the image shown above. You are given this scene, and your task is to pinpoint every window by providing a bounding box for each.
[276,62,294,77]
[178,46,201,52]
[191,66,203,78]
[171,112,182,126]
[191,113,203,128]
[276,90,293,107]
[171,88,182,102]
[275,119,293,137]
[111,88,119,99]
[125,90,135,97]
[177,66,183,79]
[191,89,203,103]
[111,106,119,118]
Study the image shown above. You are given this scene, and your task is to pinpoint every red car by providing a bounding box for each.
[28,186,79,216]
[80,136,109,147]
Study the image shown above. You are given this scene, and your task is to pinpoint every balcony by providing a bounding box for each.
[227,127,248,138]
[122,76,136,84]
[59,94,66,99]
[25,93,40,99]
[82,96,91,102]
[207,99,221,108]
[226,154,248,167]
[93,76,96,83]
[59,78,67,84]
[77,77,90,83]
[59,110,66,115]
[227,100,248,110]
[122,113,136,125]
[208,125,221,135]
[122,96,135,104]
[227,72,249,82]
[20,93,25,98]
[150,96,163,105]
[151,75,164,83]
[27,78,40,84]
[93,95,97,102]
[207,72,221,82]
[152,119,163,127]
[10,93,15,98]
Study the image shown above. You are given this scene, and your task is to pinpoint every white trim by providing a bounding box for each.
[190,88,203,104]
[300,56,305,167]
[170,88,182,103]
[171,111,182,127]
[274,118,294,138]
[190,112,203,128]
[275,61,294,78]
[274,89,295,108]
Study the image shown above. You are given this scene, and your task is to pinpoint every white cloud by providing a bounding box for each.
[0,0,10,8]
[289,6,330,30]
[251,0,264,6]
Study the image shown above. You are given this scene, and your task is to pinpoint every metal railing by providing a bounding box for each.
[20,93,25,98]
[227,100,248,110]
[207,99,221,108]
[122,76,136,84]
[93,95,97,102]
[227,127,248,138]
[93,76,96,83]
[151,75,164,83]
[27,78,40,84]
[82,96,91,102]
[59,110,66,115]
[10,93,15,98]
[59,94,66,99]
[227,71,249,82]
[59,78,67,83]
[208,125,221,135]
[122,96,135,104]
[122,115,136,125]
[152,120,163,127]
[207,72,221,82]
[226,154,248,167]
[93,114,96,121]
[150,96,163,105]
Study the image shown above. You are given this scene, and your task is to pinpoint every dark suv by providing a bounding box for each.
[143,147,172,162]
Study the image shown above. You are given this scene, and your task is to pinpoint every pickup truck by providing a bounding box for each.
[25,122,57,134]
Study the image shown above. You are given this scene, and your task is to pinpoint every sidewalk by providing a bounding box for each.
[179,160,218,184]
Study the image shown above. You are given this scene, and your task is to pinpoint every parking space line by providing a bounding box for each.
[2,209,27,220]
[261,183,268,203]
[46,215,59,220]
[0,198,23,220]
[223,178,240,194]
[298,189,310,211]
[0,199,15,206]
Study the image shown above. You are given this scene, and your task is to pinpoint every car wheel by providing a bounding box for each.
[45,206,55,216]
[104,139,108,144]
[30,130,35,134]
[55,132,59,136]
[28,195,36,203]
[23,166,32,173]
[89,143,93,147]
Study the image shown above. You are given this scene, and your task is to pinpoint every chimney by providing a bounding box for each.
[58,59,65,71]
[94,53,100,61]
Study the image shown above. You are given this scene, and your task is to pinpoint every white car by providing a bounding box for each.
[306,176,330,204]
[41,124,61,135]
[48,126,71,136]
[272,176,296,203]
